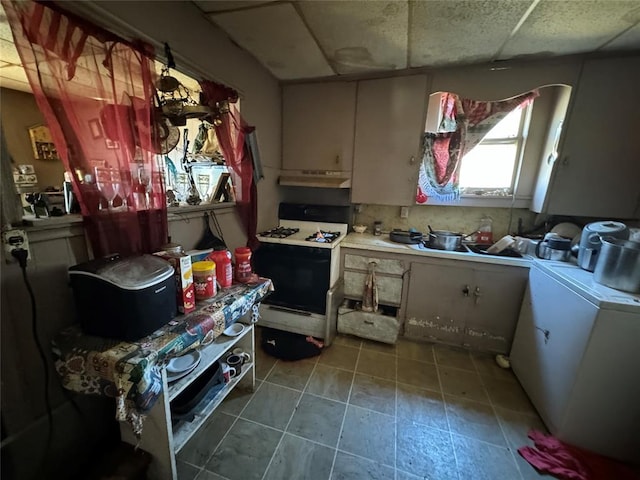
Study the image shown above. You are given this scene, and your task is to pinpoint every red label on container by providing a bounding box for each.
[194,273,216,300]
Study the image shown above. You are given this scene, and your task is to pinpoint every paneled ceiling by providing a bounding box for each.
[195,0,640,80]
[1,0,639,92]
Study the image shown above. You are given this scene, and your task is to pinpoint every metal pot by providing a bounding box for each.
[428,230,464,251]
[593,237,640,293]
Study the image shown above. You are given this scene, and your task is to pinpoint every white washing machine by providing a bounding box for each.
[510,260,640,463]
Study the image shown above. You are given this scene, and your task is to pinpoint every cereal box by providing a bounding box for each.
[154,251,196,314]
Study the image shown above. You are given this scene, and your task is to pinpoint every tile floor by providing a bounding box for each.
[176,332,551,480]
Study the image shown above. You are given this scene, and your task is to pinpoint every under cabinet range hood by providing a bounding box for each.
[278,170,351,189]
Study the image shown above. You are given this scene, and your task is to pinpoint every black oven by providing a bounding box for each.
[253,243,331,315]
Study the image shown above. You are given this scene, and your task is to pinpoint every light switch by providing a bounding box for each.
[400,206,409,218]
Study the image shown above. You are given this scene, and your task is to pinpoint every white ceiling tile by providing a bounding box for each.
[501,0,640,58]
[410,0,531,67]
[602,23,640,50]
[0,38,21,65]
[209,3,333,79]
[298,0,408,74]
[193,1,276,14]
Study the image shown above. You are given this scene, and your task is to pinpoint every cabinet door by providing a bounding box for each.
[282,82,356,171]
[547,56,640,218]
[351,75,428,205]
[404,262,471,344]
[464,265,528,353]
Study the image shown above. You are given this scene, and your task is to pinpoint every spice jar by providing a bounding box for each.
[234,247,253,283]
[192,261,216,300]
[208,250,233,288]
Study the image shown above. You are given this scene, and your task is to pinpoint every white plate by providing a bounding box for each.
[223,323,245,337]
[167,357,201,383]
[167,351,201,373]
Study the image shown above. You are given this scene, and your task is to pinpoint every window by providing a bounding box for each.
[458,103,531,197]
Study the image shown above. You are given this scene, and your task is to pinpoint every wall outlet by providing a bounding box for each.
[400,206,409,218]
[2,229,30,263]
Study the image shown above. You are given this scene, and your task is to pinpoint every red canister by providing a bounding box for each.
[208,250,233,288]
[192,261,216,300]
[234,247,253,283]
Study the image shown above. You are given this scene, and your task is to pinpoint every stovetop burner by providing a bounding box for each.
[259,227,300,238]
[305,231,341,243]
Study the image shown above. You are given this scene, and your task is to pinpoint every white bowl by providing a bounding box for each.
[353,225,367,233]
[223,323,245,337]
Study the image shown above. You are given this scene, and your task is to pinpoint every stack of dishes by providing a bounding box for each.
[166,351,201,383]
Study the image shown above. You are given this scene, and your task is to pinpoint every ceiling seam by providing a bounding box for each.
[406,0,412,70]
[291,1,338,76]
[196,0,288,15]
[595,21,640,50]
[492,0,541,62]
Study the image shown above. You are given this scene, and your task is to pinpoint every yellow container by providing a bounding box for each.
[192,261,216,300]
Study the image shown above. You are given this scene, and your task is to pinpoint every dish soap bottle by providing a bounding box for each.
[477,216,493,244]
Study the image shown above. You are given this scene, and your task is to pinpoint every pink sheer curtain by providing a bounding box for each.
[3,0,167,257]
[199,80,258,250]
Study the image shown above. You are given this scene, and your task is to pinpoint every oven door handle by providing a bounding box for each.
[265,305,313,316]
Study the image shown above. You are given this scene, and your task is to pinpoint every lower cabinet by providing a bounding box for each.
[120,323,256,480]
[404,260,528,353]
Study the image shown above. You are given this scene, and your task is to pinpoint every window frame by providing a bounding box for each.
[458,102,533,198]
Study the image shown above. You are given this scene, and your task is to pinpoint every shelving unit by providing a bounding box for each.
[120,323,255,480]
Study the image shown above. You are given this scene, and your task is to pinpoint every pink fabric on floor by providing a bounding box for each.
[518,430,639,480]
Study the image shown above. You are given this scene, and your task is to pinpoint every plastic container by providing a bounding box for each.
[476,216,493,244]
[208,250,233,288]
[192,261,216,300]
[374,221,382,236]
[234,247,253,283]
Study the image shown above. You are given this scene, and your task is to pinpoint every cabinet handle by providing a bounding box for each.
[409,156,415,164]
[462,285,470,297]
[364,320,375,325]
[473,286,481,305]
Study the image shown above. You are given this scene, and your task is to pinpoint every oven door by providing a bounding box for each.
[253,243,331,315]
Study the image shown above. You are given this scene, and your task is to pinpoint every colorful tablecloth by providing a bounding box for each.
[52,278,273,436]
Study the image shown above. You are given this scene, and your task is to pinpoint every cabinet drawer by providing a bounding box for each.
[344,254,405,275]
[338,306,399,344]
[344,271,403,305]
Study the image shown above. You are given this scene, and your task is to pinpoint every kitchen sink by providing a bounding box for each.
[464,243,523,258]
[420,241,468,253]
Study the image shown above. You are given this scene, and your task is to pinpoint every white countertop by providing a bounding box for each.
[533,260,640,312]
[341,232,532,268]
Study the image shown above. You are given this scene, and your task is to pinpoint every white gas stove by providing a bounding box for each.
[253,204,352,345]
[257,220,348,249]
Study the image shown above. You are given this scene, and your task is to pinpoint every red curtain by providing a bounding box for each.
[3,0,167,257]
[199,80,258,250]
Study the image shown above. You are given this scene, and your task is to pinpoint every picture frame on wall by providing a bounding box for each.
[89,118,103,139]
[105,138,119,150]
[28,124,59,161]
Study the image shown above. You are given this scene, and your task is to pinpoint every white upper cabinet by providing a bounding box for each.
[351,74,429,205]
[282,82,357,172]
[542,56,640,218]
